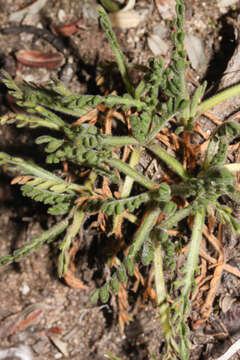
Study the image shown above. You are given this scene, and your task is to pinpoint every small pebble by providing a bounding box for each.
[19,283,30,295]
[54,353,63,359]
[58,9,66,22]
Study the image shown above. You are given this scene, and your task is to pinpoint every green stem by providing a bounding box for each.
[158,205,193,230]
[106,158,157,190]
[128,205,161,259]
[153,234,179,358]
[145,112,177,144]
[0,216,70,266]
[202,136,218,171]
[179,69,190,127]
[182,206,205,297]
[102,136,139,147]
[112,147,141,234]
[196,84,240,116]
[0,152,69,183]
[154,239,170,326]
[98,6,135,97]
[121,147,142,196]
[58,207,85,276]
[147,143,190,180]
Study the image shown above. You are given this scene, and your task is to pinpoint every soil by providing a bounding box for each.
[0,1,240,360]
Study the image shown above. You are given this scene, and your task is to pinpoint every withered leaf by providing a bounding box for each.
[15,50,65,69]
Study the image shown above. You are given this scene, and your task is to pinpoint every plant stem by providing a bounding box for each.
[0,216,70,266]
[182,206,205,298]
[112,147,141,234]
[154,234,179,358]
[106,158,157,189]
[145,113,177,144]
[121,147,142,196]
[196,84,240,116]
[128,205,161,259]
[147,142,190,180]
[98,6,135,97]
[58,207,85,276]
[157,205,193,230]
[154,239,171,330]
[102,136,139,147]
[179,70,190,128]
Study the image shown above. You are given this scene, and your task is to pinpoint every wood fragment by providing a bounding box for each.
[215,338,240,360]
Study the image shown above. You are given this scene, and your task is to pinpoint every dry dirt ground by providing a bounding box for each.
[0,0,240,359]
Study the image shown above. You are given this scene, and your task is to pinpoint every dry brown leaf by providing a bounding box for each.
[195,224,226,325]
[10,309,43,335]
[64,269,88,290]
[55,20,86,37]
[15,50,65,69]
[11,175,33,185]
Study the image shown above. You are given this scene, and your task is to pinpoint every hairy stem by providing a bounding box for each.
[182,206,205,297]
[102,136,139,147]
[147,143,190,180]
[196,84,240,116]
[112,147,141,234]
[98,6,135,97]
[158,205,193,230]
[128,205,161,259]
[58,207,85,276]
[106,158,157,189]
[154,236,178,358]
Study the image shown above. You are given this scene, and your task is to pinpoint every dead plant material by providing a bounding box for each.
[207,205,216,234]
[15,50,65,69]
[118,283,132,333]
[156,132,172,148]
[55,20,87,37]
[63,240,88,290]
[10,309,43,335]
[104,108,114,135]
[90,211,107,232]
[199,248,240,278]
[143,269,157,302]
[102,177,113,198]
[194,224,226,326]
[11,175,34,185]
[132,264,145,293]
[72,109,98,126]
[203,110,222,125]
[194,122,209,140]
[121,145,131,163]
[198,139,209,154]
[64,269,88,290]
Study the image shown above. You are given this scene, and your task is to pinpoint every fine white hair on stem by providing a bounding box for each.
[215,338,240,360]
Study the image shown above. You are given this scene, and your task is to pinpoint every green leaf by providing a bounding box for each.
[142,240,154,265]
[100,283,110,303]
[110,273,120,294]
[117,264,127,284]
[90,289,100,303]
